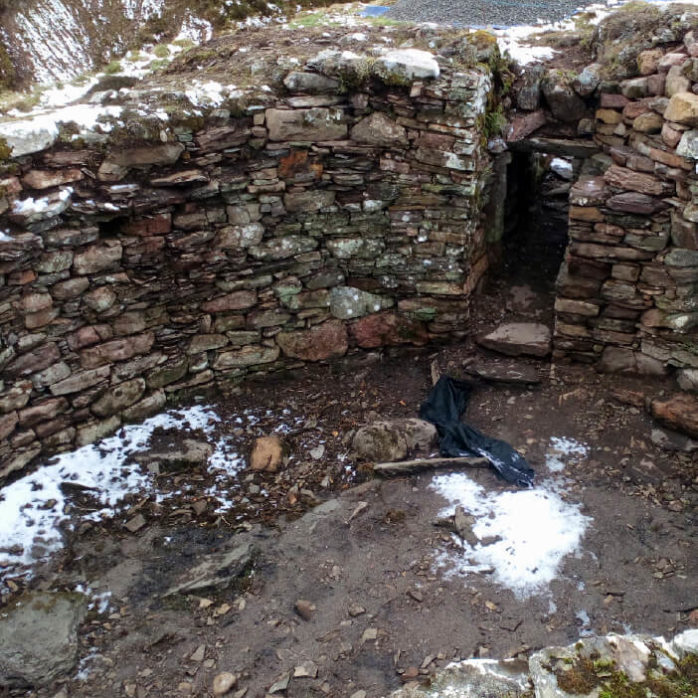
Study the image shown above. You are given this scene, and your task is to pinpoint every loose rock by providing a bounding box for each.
[0,592,87,688]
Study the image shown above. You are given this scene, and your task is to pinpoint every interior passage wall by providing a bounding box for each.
[0,65,492,478]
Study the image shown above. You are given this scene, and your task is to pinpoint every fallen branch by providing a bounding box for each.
[373,456,489,476]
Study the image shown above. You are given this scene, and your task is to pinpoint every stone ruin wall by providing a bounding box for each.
[0,55,492,479]
[548,38,698,379]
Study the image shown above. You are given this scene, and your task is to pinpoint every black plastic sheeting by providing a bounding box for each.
[419,376,535,488]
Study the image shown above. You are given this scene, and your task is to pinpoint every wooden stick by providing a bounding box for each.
[373,456,489,476]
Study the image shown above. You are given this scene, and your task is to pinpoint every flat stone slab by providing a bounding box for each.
[163,541,255,596]
[463,358,542,385]
[651,426,698,453]
[0,592,87,688]
[477,323,552,358]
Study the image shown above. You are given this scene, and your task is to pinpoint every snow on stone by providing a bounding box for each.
[11,188,72,217]
[576,609,593,636]
[431,470,590,598]
[185,81,241,108]
[0,105,122,157]
[0,406,227,571]
[177,13,215,43]
[550,157,575,180]
[545,436,588,473]
[375,49,440,80]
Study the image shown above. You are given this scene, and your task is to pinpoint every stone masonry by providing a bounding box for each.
[555,39,698,377]
[0,33,493,478]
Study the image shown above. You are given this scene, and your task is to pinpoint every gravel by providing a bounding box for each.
[384,0,591,28]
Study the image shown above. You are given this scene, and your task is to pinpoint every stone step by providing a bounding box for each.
[476,322,552,359]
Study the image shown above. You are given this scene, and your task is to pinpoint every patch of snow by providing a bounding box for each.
[39,78,100,109]
[0,229,13,242]
[185,81,241,107]
[431,471,590,598]
[177,13,214,42]
[546,436,588,473]
[576,609,593,636]
[0,105,122,157]
[14,0,95,83]
[550,157,574,180]
[0,406,222,572]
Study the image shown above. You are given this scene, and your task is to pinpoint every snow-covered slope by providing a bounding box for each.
[0,0,213,86]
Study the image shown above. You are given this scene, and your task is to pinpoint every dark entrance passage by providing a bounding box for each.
[501,149,574,292]
[485,138,600,297]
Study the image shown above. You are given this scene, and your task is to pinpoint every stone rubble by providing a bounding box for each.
[391,630,698,697]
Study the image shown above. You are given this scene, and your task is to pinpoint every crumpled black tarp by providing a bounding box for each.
[419,375,535,488]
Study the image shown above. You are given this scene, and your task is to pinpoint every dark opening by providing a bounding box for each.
[500,150,575,294]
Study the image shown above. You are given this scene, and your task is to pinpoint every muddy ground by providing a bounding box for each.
[3,269,698,698]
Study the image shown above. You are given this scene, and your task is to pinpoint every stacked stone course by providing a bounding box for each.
[0,47,493,478]
[552,33,698,379]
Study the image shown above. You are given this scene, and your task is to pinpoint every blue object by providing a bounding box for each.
[360,5,390,17]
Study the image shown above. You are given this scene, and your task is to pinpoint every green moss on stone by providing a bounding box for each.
[0,136,12,161]
[104,60,123,75]
[0,38,15,91]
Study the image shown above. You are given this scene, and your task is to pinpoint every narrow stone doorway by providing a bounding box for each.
[485,139,598,302]
[501,148,574,293]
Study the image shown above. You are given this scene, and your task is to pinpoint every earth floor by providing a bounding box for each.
[2,272,697,698]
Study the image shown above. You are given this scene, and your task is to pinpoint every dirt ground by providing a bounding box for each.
[3,270,698,698]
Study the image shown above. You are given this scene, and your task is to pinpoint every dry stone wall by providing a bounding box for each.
[0,44,492,478]
[552,36,698,380]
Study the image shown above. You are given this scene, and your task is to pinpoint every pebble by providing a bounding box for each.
[294,599,316,621]
[348,603,366,617]
[189,644,205,662]
[213,672,237,695]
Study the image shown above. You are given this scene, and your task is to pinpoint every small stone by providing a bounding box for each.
[250,435,283,472]
[310,445,325,460]
[212,672,237,695]
[124,514,147,533]
[348,604,366,617]
[295,599,316,621]
[293,661,318,678]
[268,673,290,693]
[361,628,378,642]
[190,645,206,662]
[401,666,420,682]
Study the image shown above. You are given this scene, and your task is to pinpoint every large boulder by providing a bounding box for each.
[541,73,587,122]
[0,592,87,688]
